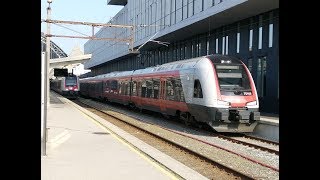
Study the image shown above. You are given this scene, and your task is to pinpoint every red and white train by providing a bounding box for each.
[50,75,80,99]
[80,54,260,132]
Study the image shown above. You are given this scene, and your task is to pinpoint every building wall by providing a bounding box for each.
[85,0,258,68]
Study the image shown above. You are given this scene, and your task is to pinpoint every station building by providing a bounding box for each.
[84,0,279,113]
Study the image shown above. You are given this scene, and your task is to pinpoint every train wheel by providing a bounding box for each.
[129,103,136,110]
[104,98,110,104]
[161,113,170,120]
[180,112,192,126]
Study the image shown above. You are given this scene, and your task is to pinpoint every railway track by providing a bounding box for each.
[73,98,279,179]
[210,133,279,155]
[162,122,279,156]
[241,134,279,146]
[77,98,279,156]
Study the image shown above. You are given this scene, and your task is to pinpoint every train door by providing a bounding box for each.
[130,78,141,108]
[159,78,166,112]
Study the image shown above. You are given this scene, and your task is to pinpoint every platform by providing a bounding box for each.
[252,113,279,142]
[41,91,207,180]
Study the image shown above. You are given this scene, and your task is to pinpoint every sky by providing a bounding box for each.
[41,0,123,55]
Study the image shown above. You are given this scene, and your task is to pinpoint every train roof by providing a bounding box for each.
[132,56,204,75]
[51,75,78,81]
[132,54,243,75]
[80,54,243,80]
[80,70,134,81]
[206,54,243,64]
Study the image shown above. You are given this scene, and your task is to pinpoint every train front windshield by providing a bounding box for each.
[215,65,251,93]
[65,77,77,86]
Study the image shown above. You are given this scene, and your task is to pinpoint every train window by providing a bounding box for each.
[174,79,185,102]
[193,79,203,98]
[153,79,160,99]
[166,78,175,101]
[137,81,142,97]
[126,81,130,96]
[146,80,153,98]
[97,82,102,93]
[106,80,110,88]
[122,81,128,95]
[118,81,121,91]
[65,77,77,86]
[119,81,124,95]
[132,81,137,96]
[216,65,251,92]
[90,83,94,91]
[111,80,118,90]
[141,80,147,98]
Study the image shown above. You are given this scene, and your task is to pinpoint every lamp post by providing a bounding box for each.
[46,0,52,106]
[41,0,52,156]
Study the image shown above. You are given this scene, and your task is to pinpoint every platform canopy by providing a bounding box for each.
[48,45,92,78]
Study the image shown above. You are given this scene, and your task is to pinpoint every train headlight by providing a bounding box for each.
[217,100,230,106]
[246,101,257,106]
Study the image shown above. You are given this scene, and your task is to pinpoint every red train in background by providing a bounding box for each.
[80,54,260,132]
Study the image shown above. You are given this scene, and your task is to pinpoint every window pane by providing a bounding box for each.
[132,81,137,96]
[193,79,203,98]
[153,79,160,99]
[166,78,175,101]
[222,36,225,55]
[249,29,253,51]
[173,78,185,101]
[146,79,153,98]
[216,65,251,91]
[141,80,147,97]
[269,24,273,48]
[65,77,77,86]
[237,33,240,53]
[257,56,267,97]
[215,38,218,53]
[226,36,229,55]
[258,27,263,49]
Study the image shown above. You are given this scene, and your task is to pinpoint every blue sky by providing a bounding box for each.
[41,0,123,55]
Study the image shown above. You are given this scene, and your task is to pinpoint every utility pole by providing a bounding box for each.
[46,0,52,106]
[42,0,52,156]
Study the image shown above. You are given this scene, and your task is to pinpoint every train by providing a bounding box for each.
[79,54,260,132]
[50,74,80,99]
